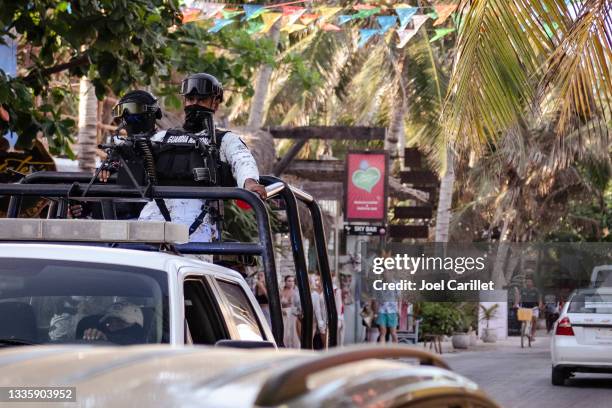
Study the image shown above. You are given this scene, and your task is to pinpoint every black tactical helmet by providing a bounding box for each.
[112,90,162,134]
[180,73,224,102]
[112,90,162,121]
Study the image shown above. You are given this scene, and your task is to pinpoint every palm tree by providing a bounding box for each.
[247,19,282,128]
[438,0,612,242]
[76,76,98,173]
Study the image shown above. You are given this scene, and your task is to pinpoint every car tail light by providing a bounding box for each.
[555,317,574,336]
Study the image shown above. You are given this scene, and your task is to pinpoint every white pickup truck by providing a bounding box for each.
[0,220,274,348]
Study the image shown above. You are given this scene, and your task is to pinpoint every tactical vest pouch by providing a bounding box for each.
[152,129,242,187]
[155,143,208,186]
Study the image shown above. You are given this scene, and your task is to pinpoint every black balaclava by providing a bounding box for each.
[115,90,160,135]
[183,104,215,134]
[124,113,155,135]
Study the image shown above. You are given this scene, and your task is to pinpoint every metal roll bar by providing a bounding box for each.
[261,176,337,348]
[290,184,338,348]
[255,345,451,406]
[258,176,312,349]
[6,172,337,348]
[1,180,284,347]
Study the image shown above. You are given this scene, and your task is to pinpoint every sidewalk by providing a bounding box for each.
[417,330,551,355]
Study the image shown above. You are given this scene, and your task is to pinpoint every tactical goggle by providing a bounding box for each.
[180,78,223,101]
[112,102,158,119]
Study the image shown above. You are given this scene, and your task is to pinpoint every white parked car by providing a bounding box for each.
[551,287,612,385]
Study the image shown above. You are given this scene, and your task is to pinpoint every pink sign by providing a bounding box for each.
[345,151,388,221]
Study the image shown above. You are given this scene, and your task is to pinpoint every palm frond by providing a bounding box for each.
[541,0,612,137]
[404,28,449,171]
[444,0,571,149]
[340,42,396,125]
[267,30,352,126]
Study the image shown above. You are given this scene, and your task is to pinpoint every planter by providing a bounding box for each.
[482,328,497,343]
[451,333,470,349]
[469,331,478,346]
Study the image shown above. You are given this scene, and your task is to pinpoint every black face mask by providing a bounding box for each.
[123,113,155,135]
[183,104,214,133]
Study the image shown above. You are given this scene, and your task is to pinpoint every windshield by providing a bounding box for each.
[568,291,612,314]
[0,258,169,346]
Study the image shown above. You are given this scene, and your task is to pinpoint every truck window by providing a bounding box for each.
[0,258,168,346]
[183,278,228,344]
[215,279,265,341]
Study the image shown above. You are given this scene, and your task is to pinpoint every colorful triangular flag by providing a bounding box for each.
[300,13,319,25]
[3,130,18,150]
[243,4,266,21]
[208,18,234,33]
[321,23,341,31]
[433,4,457,26]
[199,3,225,19]
[430,27,455,42]
[222,9,242,19]
[397,15,430,48]
[0,106,9,122]
[354,4,377,10]
[281,5,304,16]
[377,16,397,34]
[358,28,381,48]
[261,12,282,33]
[282,23,307,33]
[318,6,342,22]
[282,6,306,26]
[354,7,381,19]
[395,6,418,29]
[246,20,265,35]
[337,15,354,25]
[181,8,202,24]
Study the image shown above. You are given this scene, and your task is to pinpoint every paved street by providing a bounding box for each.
[443,335,612,408]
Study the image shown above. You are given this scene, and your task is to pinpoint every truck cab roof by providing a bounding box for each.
[0,242,244,281]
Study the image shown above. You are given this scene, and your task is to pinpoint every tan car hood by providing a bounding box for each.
[0,345,308,408]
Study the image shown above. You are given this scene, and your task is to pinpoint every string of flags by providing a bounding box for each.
[182,2,458,48]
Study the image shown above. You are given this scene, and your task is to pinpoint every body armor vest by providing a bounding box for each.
[153,128,237,187]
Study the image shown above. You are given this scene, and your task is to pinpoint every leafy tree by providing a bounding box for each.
[155,21,276,111]
[0,0,181,152]
[0,1,275,154]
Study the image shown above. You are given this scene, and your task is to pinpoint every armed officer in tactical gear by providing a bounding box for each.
[71,90,161,219]
[136,73,266,243]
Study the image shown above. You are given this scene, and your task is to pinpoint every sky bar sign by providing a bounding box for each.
[345,151,388,222]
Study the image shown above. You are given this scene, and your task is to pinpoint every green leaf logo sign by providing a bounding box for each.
[352,160,381,193]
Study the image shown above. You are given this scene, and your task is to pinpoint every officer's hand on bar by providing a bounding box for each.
[68,204,83,218]
[99,170,111,183]
[244,178,267,200]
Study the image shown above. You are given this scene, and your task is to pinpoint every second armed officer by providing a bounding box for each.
[138,73,266,243]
